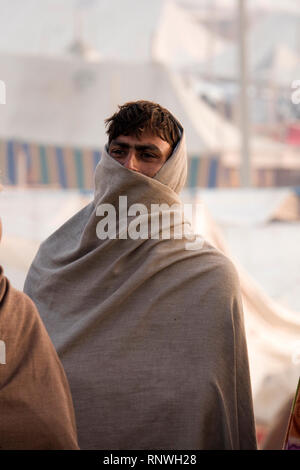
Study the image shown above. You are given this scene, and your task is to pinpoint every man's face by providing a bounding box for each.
[108,133,172,178]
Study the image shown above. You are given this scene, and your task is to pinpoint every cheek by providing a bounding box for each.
[143,161,165,178]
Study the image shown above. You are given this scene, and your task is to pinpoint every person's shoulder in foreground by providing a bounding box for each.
[0,217,79,450]
[24,100,257,450]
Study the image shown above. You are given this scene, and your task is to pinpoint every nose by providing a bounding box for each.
[123,150,138,172]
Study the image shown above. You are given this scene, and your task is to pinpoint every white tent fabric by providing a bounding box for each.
[0,0,226,67]
[220,222,300,313]
[0,52,286,159]
[169,73,288,159]
[0,54,209,155]
[177,0,300,16]
[255,44,300,88]
[197,12,300,84]
[152,0,228,68]
[0,0,162,62]
[186,188,300,225]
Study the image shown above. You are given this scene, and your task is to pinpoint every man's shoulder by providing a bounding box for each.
[187,238,241,291]
[186,243,244,328]
[206,243,240,288]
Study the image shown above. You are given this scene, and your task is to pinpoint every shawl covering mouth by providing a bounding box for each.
[24,133,257,450]
[0,266,79,449]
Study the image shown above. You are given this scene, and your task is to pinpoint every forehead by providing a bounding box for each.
[111,133,171,153]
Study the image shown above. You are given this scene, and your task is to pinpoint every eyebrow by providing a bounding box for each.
[110,139,163,156]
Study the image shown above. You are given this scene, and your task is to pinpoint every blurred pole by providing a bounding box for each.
[238,0,251,187]
[205,0,216,82]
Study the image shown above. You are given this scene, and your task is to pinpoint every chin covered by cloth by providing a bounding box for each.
[0,266,79,449]
[24,132,257,450]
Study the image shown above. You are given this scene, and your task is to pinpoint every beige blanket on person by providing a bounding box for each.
[0,266,79,449]
[24,133,257,450]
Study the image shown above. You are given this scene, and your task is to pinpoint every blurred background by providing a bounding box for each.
[0,0,300,449]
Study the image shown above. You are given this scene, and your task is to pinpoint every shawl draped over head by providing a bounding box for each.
[0,266,79,449]
[24,132,257,450]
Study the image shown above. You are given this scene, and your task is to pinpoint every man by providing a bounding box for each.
[24,101,257,450]
[0,211,79,449]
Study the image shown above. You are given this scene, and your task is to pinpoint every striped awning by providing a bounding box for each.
[187,155,221,188]
[0,139,228,189]
[0,139,101,189]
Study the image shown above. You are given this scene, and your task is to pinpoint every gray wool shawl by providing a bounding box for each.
[24,133,257,450]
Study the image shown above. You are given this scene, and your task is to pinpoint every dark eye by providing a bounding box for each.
[111,149,124,156]
[142,153,157,159]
